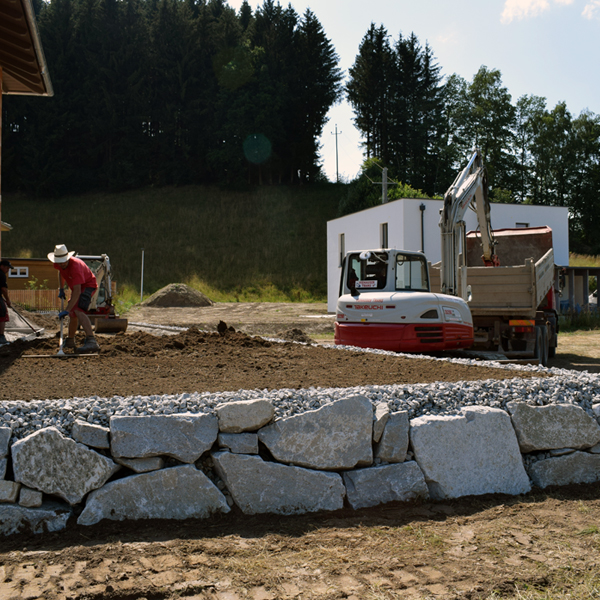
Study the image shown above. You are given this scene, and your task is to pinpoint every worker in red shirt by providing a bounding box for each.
[48,244,100,353]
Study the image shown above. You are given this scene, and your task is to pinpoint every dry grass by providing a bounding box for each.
[2,184,344,301]
[557,330,600,359]
[570,253,600,268]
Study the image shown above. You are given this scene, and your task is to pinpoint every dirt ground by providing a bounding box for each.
[1,303,600,599]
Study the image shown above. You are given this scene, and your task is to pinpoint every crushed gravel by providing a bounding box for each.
[2,339,599,443]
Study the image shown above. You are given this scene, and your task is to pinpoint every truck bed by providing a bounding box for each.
[430,248,554,319]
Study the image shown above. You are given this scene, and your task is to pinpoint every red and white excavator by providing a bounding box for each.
[334,246,474,352]
[77,254,128,333]
[333,151,491,352]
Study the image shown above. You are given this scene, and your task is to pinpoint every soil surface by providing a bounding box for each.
[1,326,540,402]
[1,303,599,599]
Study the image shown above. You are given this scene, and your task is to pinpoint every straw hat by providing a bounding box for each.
[47,244,76,263]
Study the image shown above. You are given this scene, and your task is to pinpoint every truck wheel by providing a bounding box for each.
[534,326,549,367]
[541,326,549,367]
[547,315,557,358]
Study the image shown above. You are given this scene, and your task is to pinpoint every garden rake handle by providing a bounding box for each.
[58,292,65,356]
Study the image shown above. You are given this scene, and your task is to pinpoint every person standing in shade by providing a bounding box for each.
[47,244,100,353]
[0,259,13,345]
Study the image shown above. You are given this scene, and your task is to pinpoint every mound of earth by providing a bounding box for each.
[141,283,213,308]
[276,327,314,343]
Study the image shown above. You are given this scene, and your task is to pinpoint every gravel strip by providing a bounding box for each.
[2,340,600,442]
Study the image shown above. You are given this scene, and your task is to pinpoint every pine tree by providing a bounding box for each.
[346,24,395,162]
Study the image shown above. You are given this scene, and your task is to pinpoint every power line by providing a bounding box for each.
[331,124,342,183]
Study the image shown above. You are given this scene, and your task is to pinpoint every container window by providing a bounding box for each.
[380,223,388,248]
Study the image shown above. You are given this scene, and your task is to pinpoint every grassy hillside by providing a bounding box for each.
[2,184,346,302]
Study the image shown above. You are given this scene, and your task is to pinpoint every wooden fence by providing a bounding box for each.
[10,290,61,311]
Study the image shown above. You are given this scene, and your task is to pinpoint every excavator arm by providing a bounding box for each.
[440,150,499,298]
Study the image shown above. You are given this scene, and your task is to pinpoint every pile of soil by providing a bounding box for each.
[276,327,315,343]
[141,283,213,308]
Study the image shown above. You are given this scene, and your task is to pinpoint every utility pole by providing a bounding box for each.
[331,124,341,183]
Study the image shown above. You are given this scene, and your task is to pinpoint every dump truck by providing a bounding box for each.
[429,226,557,365]
[433,148,557,365]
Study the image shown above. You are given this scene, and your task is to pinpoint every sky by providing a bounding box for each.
[227,0,600,183]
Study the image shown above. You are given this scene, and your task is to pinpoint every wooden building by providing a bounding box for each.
[4,257,59,290]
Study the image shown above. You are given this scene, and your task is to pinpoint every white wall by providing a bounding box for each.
[327,199,570,312]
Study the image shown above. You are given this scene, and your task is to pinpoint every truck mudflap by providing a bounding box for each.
[334,322,474,353]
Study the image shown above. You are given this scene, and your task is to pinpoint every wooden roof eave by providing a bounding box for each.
[0,0,53,97]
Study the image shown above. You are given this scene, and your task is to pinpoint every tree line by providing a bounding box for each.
[2,0,342,194]
[344,24,600,254]
[2,4,599,253]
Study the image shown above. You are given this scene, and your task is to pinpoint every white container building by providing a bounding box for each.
[326,199,569,312]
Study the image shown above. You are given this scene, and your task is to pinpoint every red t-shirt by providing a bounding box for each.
[54,257,97,290]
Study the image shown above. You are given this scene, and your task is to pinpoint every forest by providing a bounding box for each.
[344,24,600,255]
[3,0,343,192]
[2,0,600,253]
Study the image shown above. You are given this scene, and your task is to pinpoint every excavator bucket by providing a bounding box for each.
[93,317,128,334]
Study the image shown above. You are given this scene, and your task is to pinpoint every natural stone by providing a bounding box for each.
[72,420,110,449]
[548,448,575,457]
[258,396,373,470]
[19,487,43,508]
[212,451,345,515]
[110,414,218,463]
[115,456,165,473]
[218,433,259,455]
[507,402,600,452]
[215,399,274,433]
[343,462,429,509]
[373,402,390,443]
[0,481,20,503]
[528,451,600,488]
[0,458,6,480]
[375,411,409,463]
[78,464,230,526]
[0,427,11,458]
[588,443,600,454]
[410,406,531,500]
[0,502,71,536]
[12,427,120,505]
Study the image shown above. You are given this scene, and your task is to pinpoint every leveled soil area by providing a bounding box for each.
[0,327,539,402]
[1,304,599,599]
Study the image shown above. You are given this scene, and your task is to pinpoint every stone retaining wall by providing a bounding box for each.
[2,396,600,536]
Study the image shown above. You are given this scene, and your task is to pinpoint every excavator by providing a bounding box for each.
[334,247,474,352]
[440,149,499,299]
[77,254,128,333]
